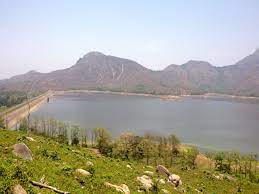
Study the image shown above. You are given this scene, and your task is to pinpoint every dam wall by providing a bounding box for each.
[1,91,54,129]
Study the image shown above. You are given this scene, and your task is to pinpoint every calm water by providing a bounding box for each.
[33,93,259,154]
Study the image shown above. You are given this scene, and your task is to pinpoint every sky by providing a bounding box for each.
[0,0,259,79]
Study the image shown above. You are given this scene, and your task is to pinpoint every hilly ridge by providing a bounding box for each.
[1,50,259,96]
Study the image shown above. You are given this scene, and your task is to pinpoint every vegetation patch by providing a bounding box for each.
[0,127,258,193]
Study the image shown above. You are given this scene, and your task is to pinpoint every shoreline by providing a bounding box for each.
[55,89,259,102]
[55,90,181,101]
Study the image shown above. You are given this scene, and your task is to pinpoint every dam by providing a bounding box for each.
[0,90,54,129]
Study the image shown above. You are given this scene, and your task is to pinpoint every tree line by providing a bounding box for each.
[0,91,28,108]
[14,116,259,183]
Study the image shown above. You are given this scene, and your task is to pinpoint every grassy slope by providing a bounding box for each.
[0,129,258,194]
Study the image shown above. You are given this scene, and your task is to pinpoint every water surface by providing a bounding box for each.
[33,93,259,154]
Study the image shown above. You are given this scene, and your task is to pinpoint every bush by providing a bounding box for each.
[71,125,80,146]
[19,118,28,132]
[0,117,5,129]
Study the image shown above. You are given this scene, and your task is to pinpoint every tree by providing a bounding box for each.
[19,118,28,132]
[80,128,88,147]
[0,117,5,129]
[168,134,180,166]
[112,132,134,160]
[91,128,99,147]
[56,121,68,144]
[138,134,156,165]
[214,152,230,173]
[71,125,80,146]
[112,133,144,160]
[184,147,199,169]
[96,128,112,155]
[232,151,241,175]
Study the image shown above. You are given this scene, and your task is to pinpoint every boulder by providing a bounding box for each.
[161,189,170,194]
[12,143,33,161]
[213,173,236,181]
[137,175,153,190]
[168,174,182,187]
[86,161,94,166]
[156,165,182,187]
[13,184,27,194]
[75,169,91,177]
[26,137,35,142]
[126,164,132,169]
[104,182,130,194]
[144,171,154,176]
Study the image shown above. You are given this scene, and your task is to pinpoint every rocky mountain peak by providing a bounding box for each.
[26,70,39,74]
[83,51,105,58]
[182,60,212,69]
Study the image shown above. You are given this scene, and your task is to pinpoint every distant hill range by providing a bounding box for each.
[1,49,259,96]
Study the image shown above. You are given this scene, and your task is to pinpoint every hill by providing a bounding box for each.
[0,129,258,193]
[0,50,259,96]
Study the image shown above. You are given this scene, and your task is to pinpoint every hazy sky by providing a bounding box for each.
[0,0,259,79]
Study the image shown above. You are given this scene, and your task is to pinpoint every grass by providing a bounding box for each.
[0,129,258,193]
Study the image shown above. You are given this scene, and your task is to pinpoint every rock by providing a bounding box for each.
[126,164,132,169]
[146,165,153,169]
[137,175,153,190]
[72,150,81,154]
[26,137,35,142]
[75,169,91,177]
[195,154,214,169]
[159,179,165,184]
[86,161,93,166]
[213,173,224,180]
[156,165,182,187]
[13,184,27,194]
[168,174,182,187]
[213,173,236,181]
[156,165,171,177]
[12,143,33,161]
[104,182,130,194]
[225,174,236,181]
[144,171,154,176]
[161,188,170,193]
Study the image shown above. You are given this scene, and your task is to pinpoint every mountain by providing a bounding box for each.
[160,61,220,95]
[0,50,259,96]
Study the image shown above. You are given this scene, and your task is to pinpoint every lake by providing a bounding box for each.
[32,92,259,154]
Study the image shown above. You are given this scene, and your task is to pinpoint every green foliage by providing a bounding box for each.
[184,147,199,169]
[0,129,258,193]
[214,152,231,173]
[0,117,5,129]
[133,84,148,93]
[96,128,112,156]
[0,91,28,107]
[19,118,28,132]
[112,133,144,160]
[71,125,80,146]
[42,149,60,161]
